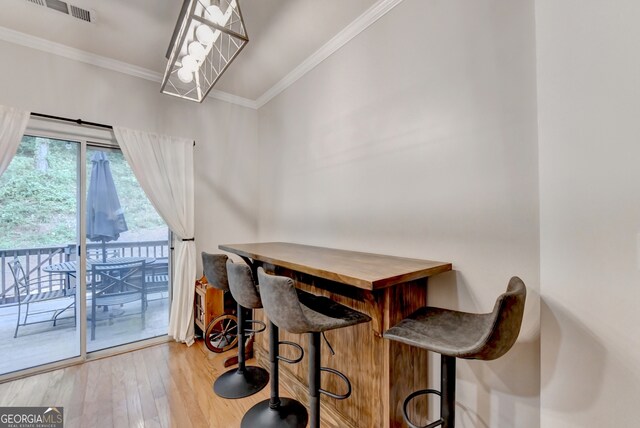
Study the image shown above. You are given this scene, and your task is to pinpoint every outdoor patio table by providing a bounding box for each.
[43,257,160,321]
[43,257,157,274]
[43,257,157,289]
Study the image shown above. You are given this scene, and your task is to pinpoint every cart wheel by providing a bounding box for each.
[204,314,238,353]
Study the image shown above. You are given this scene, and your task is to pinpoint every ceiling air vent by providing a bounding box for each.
[23,0,96,23]
[69,5,91,22]
[45,0,68,14]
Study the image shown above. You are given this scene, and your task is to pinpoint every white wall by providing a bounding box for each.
[257,0,540,427]
[537,1,640,426]
[16,0,639,424]
[0,39,260,269]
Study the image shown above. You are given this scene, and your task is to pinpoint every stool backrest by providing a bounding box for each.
[475,276,527,360]
[226,259,262,309]
[202,252,229,291]
[257,267,312,334]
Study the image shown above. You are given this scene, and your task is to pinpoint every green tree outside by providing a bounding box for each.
[0,136,165,249]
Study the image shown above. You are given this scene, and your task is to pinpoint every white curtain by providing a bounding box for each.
[113,126,196,345]
[0,105,30,177]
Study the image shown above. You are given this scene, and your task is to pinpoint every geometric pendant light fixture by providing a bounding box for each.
[161,0,248,102]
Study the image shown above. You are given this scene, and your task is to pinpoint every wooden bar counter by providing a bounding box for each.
[219,242,452,428]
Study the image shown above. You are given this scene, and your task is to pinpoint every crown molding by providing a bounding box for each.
[0,26,257,109]
[0,26,161,81]
[208,89,258,109]
[0,0,403,111]
[254,0,405,109]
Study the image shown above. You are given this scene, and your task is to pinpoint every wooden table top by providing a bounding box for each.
[219,242,452,290]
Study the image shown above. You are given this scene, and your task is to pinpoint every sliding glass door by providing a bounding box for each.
[0,136,81,375]
[85,145,169,352]
[0,133,170,377]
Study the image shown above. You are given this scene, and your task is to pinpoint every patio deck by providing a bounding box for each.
[0,294,169,376]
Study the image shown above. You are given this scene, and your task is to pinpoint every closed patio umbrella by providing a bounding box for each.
[86,151,128,262]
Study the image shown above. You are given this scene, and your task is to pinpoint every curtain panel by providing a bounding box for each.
[113,127,196,345]
[0,105,30,177]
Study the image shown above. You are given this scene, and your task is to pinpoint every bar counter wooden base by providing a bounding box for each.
[220,243,452,428]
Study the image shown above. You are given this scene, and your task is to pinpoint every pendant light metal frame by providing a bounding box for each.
[161,0,249,103]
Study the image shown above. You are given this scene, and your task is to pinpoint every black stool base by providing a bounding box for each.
[241,398,308,428]
[213,366,269,399]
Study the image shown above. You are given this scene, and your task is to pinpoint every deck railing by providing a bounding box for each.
[0,240,169,305]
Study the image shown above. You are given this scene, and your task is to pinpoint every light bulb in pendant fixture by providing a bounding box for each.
[181,55,198,72]
[177,67,193,83]
[196,24,215,45]
[188,41,206,61]
[205,4,224,25]
[161,0,248,102]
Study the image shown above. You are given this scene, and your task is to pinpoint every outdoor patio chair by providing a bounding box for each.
[88,259,146,340]
[145,258,169,306]
[7,259,76,338]
[86,248,121,261]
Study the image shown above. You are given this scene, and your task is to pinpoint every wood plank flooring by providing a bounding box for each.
[0,341,272,428]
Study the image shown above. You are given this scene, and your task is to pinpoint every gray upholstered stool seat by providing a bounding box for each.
[232,260,308,428]
[383,276,527,428]
[202,253,269,399]
[227,259,262,309]
[258,267,371,428]
[258,269,371,335]
[202,252,230,292]
[202,252,232,354]
[202,252,234,354]
[384,308,496,358]
[296,291,372,333]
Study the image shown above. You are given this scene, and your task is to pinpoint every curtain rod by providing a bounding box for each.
[30,112,196,146]
[31,112,113,130]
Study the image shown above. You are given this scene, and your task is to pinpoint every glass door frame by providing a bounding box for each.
[0,118,170,383]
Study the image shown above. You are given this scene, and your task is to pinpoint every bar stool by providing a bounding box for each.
[226,260,309,428]
[202,252,269,399]
[257,267,372,428]
[383,277,527,428]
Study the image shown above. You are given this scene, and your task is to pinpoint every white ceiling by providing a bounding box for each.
[0,0,377,101]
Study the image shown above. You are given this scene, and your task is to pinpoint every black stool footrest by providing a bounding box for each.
[319,367,351,400]
[244,319,267,335]
[403,389,443,428]
[277,341,304,364]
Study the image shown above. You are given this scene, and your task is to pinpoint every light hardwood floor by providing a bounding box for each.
[0,341,271,428]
